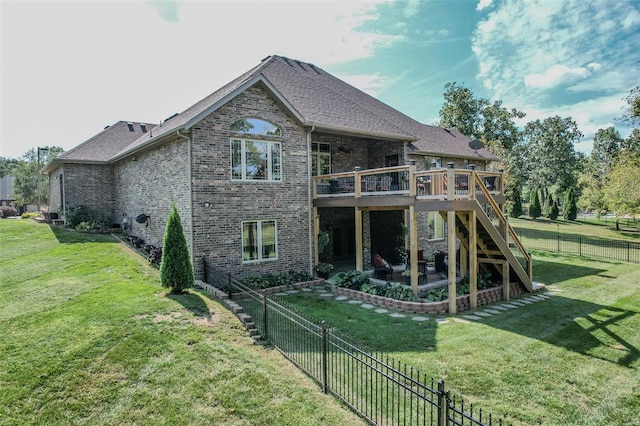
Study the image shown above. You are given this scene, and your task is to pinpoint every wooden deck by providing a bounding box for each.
[312,165,532,314]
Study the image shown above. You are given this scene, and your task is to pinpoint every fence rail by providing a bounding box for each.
[514,228,640,264]
[203,260,507,426]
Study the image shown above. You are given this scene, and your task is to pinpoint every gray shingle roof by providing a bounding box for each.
[48,121,157,170]
[70,55,498,163]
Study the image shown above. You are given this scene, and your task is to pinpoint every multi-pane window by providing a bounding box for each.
[427,212,444,240]
[311,142,331,176]
[242,220,277,262]
[231,139,282,181]
[425,157,442,169]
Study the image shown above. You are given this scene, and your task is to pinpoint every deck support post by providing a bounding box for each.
[355,207,363,272]
[313,207,319,267]
[469,209,477,309]
[446,162,457,314]
[409,205,418,296]
[502,261,510,301]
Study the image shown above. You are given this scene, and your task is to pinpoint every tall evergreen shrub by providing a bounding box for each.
[564,187,578,221]
[510,187,523,218]
[160,204,194,293]
[544,192,554,218]
[550,200,560,220]
[529,190,542,219]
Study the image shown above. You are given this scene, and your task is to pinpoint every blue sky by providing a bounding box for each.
[2,0,639,159]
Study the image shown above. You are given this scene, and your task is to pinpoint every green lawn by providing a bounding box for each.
[0,219,364,425]
[510,216,639,241]
[280,250,640,425]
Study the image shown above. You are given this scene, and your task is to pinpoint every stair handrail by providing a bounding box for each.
[472,173,532,280]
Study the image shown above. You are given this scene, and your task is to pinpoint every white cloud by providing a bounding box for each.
[471,0,640,153]
[404,0,421,18]
[513,93,630,154]
[622,9,640,29]
[524,64,591,89]
[0,0,395,158]
[335,72,399,98]
[477,0,493,11]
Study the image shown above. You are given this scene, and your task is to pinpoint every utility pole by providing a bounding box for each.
[37,147,49,214]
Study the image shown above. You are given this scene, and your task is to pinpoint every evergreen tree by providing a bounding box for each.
[563,187,578,221]
[544,192,554,218]
[160,204,194,293]
[550,200,560,220]
[529,190,542,219]
[509,187,523,218]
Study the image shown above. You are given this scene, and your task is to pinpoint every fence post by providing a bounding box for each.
[227,272,232,299]
[322,320,328,394]
[579,237,582,257]
[557,234,560,252]
[628,242,631,263]
[202,257,207,284]
[437,380,447,426]
[262,291,268,341]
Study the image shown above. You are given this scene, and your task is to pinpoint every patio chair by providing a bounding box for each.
[373,253,393,279]
[379,175,392,191]
[363,176,378,192]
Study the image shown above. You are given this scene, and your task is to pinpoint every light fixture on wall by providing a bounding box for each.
[337,138,352,153]
[204,201,212,208]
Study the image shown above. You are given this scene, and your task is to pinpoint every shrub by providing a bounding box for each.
[563,187,578,221]
[242,270,314,289]
[509,187,523,218]
[21,212,39,219]
[334,270,369,291]
[383,283,415,301]
[529,190,542,219]
[66,206,112,230]
[360,282,380,295]
[0,206,18,218]
[160,204,194,294]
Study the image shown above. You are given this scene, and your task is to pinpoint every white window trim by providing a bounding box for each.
[312,142,331,176]
[231,138,282,182]
[427,212,445,241]
[242,219,278,263]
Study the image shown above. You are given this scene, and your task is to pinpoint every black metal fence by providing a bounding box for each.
[514,228,640,264]
[204,261,507,426]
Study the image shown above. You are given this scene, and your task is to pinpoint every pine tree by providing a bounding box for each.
[564,187,578,221]
[510,187,523,218]
[529,190,542,219]
[160,204,194,293]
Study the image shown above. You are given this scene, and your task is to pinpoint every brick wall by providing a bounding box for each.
[190,84,311,279]
[113,136,192,257]
[61,163,115,216]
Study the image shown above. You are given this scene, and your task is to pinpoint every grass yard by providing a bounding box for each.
[280,251,640,425]
[510,216,639,241]
[0,219,364,425]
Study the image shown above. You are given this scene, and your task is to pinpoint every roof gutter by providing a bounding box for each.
[411,149,500,162]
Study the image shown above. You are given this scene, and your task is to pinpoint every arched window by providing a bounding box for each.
[230,118,281,136]
[230,118,282,181]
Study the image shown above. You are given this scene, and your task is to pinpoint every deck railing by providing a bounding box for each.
[313,166,412,198]
[313,167,504,200]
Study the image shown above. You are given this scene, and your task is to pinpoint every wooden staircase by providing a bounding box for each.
[436,170,532,292]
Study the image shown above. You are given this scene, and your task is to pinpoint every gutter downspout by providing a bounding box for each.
[177,129,195,274]
[307,126,315,275]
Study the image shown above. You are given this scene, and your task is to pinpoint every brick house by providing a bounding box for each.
[44,55,531,310]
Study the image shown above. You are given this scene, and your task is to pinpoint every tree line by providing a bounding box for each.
[437,81,640,221]
[0,147,64,209]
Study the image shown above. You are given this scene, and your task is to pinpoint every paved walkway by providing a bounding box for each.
[272,284,557,324]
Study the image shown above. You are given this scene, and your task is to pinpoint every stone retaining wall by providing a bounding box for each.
[331,282,542,315]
